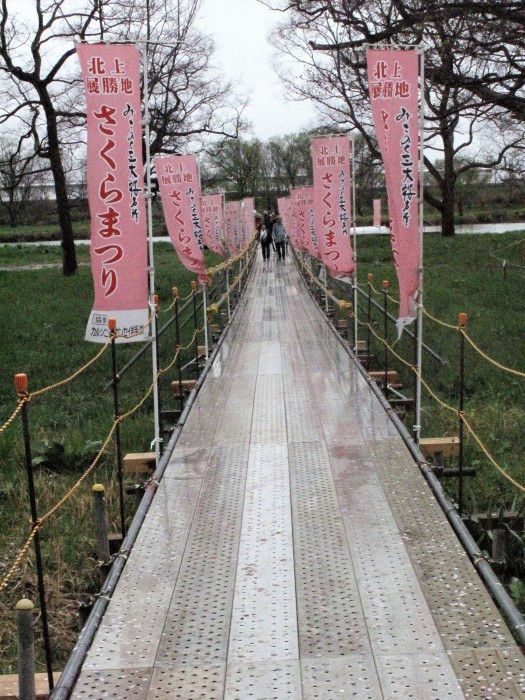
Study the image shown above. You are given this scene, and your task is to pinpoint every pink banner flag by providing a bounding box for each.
[242,197,255,248]
[224,201,241,255]
[291,186,320,259]
[77,43,148,343]
[311,135,355,281]
[289,202,299,250]
[288,190,306,252]
[232,201,242,252]
[156,154,210,285]
[367,47,420,330]
[373,198,382,228]
[201,193,225,256]
[277,197,293,245]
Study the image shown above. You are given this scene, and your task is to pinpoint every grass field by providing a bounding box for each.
[1,230,525,672]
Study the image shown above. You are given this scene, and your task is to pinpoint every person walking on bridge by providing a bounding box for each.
[272,215,287,261]
[256,213,273,264]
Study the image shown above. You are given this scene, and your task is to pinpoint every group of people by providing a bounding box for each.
[255,211,287,263]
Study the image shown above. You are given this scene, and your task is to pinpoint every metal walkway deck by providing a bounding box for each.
[71,256,525,699]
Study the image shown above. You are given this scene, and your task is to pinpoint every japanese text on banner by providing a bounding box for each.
[291,186,319,259]
[77,42,149,343]
[311,135,355,281]
[367,47,421,330]
[156,154,210,285]
[201,193,225,256]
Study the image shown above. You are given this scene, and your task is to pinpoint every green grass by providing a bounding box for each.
[0,210,168,243]
[0,222,91,242]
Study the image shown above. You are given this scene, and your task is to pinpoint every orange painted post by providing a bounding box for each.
[152,295,163,454]
[458,312,467,516]
[412,309,419,442]
[14,374,54,692]
[226,267,231,320]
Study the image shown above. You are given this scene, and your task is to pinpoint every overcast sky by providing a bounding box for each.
[197,0,319,140]
[10,0,318,141]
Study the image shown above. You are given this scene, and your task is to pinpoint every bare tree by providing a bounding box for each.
[103,0,248,156]
[0,136,48,227]
[0,0,247,275]
[0,0,103,274]
[266,132,312,191]
[266,0,525,235]
[264,0,525,121]
[202,138,264,199]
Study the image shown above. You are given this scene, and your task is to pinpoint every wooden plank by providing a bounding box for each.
[0,672,60,699]
[356,339,367,352]
[123,452,156,474]
[420,437,460,458]
[368,370,399,384]
[336,319,348,329]
[171,379,196,397]
[476,511,524,531]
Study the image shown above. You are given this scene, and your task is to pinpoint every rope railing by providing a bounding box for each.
[363,273,525,379]
[361,303,525,494]
[295,252,525,499]
[0,395,28,435]
[0,321,190,591]
[0,243,254,540]
[0,419,119,594]
[1,313,215,595]
[489,238,525,271]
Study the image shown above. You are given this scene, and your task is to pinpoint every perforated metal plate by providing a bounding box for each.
[225,661,302,699]
[147,664,225,699]
[375,652,464,699]
[257,340,283,375]
[301,657,383,699]
[212,371,257,444]
[282,374,324,444]
[289,440,371,656]
[81,477,202,671]
[71,667,152,699]
[450,648,525,699]
[155,442,249,668]
[368,437,519,650]
[229,443,297,663]
[165,446,209,479]
[251,375,286,444]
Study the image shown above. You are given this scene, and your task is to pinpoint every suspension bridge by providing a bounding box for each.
[50,253,525,699]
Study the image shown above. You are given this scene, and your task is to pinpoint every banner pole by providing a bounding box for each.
[414,46,425,445]
[203,286,209,362]
[226,267,231,320]
[351,133,358,352]
[141,42,161,461]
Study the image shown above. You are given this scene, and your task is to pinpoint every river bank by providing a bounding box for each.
[1,221,525,248]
